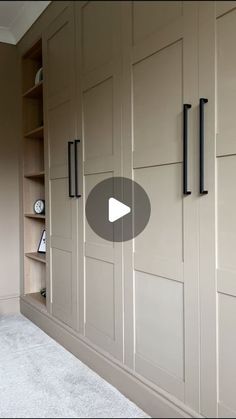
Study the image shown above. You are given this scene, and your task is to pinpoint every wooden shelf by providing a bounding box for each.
[23,292,46,312]
[22,39,46,302]
[24,171,45,179]
[24,125,44,139]
[23,81,43,99]
[25,252,46,264]
[25,213,45,220]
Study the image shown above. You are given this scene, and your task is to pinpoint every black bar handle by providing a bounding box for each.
[183,104,192,195]
[68,141,75,198]
[74,139,81,198]
[199,98,208,195]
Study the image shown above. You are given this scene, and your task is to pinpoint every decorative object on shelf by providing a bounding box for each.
[34,199,45,215]
[40,288,46,298]
[35,67,43,85]
[38,230,46,254]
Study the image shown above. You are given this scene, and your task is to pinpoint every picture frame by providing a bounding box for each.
[38,229,46,254]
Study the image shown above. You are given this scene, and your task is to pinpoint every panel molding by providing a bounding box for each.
[82,62,114,92]
[132,17,183,65]
[134,252,184,283]
[216,2,236,18]
[217,269,236,298]
[85,323,120,360]
[84,156,114,175]
[133,150,182,169]
[85,243,114,264]
[135,354,185,402]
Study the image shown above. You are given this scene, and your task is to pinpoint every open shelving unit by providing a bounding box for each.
[24,171,45,180]
[25,125,44,139]
[25,252,46,264]
[21,39,47,310]
[23,80,43,99]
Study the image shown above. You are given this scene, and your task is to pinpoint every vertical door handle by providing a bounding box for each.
[68,141,75,198]
[74,139,81,198]
[183,104,192,195]
[199,98,208,195]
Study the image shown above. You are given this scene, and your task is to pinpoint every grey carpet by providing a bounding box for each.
[0,314,148,419]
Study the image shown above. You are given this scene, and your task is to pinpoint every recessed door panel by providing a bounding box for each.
[133,41,182,167]
[51,248,73,326]
[48,22,70,97]
[134,164,183,279]
[48,101,71,174]
[86,257,115,340]
[135,271,184,380]
[51,178,72,240]
[219,293,236,415]
[218,156,236,272]
[217,9,236,156]
[82,1,113,73]
[85,172,114,249]
[84,78,113,162]
[133,1,183,45]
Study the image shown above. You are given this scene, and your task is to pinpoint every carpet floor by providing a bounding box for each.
[0,314,148,418]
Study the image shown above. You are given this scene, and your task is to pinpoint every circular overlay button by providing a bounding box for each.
[85,176,151,242]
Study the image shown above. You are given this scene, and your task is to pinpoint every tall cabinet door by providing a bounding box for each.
[43,3,78,329]
[198,2,236,417]
[204,2,236,417]
[198,2,217,417]
[76,1,123,361]
[122,1,201,410]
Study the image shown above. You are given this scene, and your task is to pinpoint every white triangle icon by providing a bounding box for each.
[108,198,131,223]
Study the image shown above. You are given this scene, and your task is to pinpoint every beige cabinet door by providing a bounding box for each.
[195,2,236,417]
[122,1,201,410]
[212,2,236,418]
[198,3,217,418]
[43,3,78,329]
[76,1,123,360]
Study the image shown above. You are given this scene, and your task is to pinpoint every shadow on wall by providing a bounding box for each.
[0,42,20,315]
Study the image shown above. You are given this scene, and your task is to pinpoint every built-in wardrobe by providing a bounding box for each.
[19,2,236,418]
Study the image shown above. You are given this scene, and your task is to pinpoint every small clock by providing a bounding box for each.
[34,199,45,215]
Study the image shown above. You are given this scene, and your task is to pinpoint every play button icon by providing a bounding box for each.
[86,177,151,242]
[108,198,131,223]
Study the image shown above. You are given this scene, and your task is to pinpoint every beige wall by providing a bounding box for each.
[0,42,20,314]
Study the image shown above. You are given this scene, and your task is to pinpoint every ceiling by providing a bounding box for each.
[0,1,50,44]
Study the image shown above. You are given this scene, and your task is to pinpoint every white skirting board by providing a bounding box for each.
[20,297,202,419]
[0,296,20,315]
